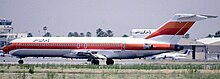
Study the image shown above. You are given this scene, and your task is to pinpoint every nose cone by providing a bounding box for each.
[2,46,9,54]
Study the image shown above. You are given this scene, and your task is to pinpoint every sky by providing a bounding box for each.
[0,0,220,39]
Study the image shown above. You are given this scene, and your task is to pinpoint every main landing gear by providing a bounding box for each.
[106,59,114,65]
[90,59,114,65]
[91,59,99,65]
[18,59,24,64]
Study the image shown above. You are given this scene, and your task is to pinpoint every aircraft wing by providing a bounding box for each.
[63,50,108,59]
[173,57,187,60]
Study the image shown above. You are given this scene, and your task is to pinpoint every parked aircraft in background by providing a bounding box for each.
[0,50,4,57]
[2,14,217,65]
[151,49,192,60]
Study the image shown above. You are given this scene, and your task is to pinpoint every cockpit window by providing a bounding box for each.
[6,42,12,46]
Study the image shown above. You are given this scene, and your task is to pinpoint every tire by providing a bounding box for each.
[91,60,99,65]
[106,59,114,65]
[18,60,24,64]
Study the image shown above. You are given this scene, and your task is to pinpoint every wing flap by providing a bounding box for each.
[64,50,107,59]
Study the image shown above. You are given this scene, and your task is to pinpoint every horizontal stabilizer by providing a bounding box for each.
[177,14,218,20]
[199,14,218,18]
[172,14,218,22]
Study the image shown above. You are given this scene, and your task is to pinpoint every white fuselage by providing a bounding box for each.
[4,37,174,59]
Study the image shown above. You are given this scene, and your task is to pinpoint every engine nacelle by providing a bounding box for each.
[144,44,153,50]
[174,45,184,51]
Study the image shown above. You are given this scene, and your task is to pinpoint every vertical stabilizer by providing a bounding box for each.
[146,14,217,44]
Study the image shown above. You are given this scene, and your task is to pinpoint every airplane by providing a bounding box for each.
[2,14,217,65]
[151,49,192,60]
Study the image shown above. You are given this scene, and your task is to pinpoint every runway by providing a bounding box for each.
[1,56,220,65]
[0,56,147,65]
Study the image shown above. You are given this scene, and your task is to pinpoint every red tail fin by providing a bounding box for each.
[145,14,217,44]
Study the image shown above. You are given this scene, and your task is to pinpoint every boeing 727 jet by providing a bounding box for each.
[2,14,217,65]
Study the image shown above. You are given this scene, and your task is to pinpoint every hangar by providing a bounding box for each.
[177,38,220,60]
[197,38,220,60]
[178,38,206,60]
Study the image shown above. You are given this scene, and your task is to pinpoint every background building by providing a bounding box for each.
[0,18,27,48]
[197,38,220,60]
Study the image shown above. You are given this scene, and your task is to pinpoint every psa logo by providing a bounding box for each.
[135,30,151,34]
[33,39,50,42]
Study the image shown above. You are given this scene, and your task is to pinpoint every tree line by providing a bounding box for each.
[181,30,220,39]
[27,27,129,37]
[206,30,220,38]
[27,26,220,38]
[68,28,114,37]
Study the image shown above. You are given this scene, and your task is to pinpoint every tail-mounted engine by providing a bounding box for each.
[174,45,184,51]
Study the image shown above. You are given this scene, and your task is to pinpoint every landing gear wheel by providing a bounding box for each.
[91,60,99,65]
[18,60,24,64]
[163,55,166,59]
[106,59,114,65]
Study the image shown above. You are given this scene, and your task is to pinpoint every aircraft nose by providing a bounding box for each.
[2,46,9,54]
